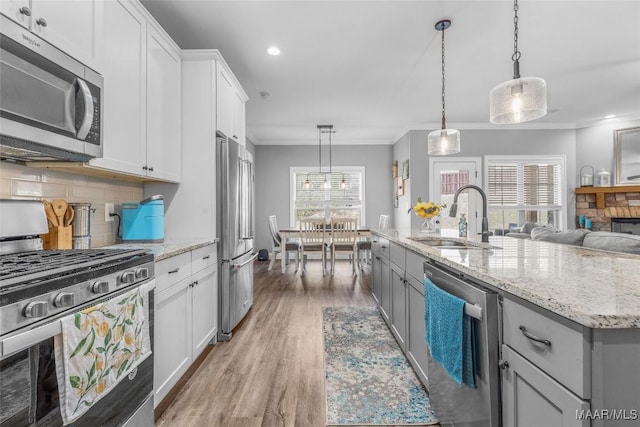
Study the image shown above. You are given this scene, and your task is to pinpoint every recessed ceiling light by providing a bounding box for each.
[605,114,616,119]
[267,46,280,56]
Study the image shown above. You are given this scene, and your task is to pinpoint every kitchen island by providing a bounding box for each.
[371,229,640,427]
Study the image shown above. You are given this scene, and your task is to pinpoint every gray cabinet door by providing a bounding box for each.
[502,345,590,427]
[407,276,429,386]
[379,255,391,323]
[390,264,407,350]
[372,253,382,305]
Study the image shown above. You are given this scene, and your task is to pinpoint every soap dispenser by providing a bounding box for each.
[458,213,468,238]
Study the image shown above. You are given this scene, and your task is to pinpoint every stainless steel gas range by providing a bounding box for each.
[0,199,156,426]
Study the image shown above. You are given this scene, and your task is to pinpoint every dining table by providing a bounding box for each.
[278,227,371,240]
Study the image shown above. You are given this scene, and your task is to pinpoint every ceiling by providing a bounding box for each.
[141,1,640,145]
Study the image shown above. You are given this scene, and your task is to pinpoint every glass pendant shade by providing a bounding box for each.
[489,76,547,125]
[428,128,460,155]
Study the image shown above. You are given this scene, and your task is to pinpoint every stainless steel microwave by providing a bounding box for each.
[0,14,102,162]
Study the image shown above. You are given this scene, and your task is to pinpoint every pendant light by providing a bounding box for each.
[489,0,547,124]
[428,19,460,156]
[303,173,311,190]
[317,125,334,189]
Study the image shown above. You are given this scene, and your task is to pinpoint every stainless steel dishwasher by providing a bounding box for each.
[424,260,501,427]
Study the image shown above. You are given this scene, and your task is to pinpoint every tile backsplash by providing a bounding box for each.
[1,162,143,247]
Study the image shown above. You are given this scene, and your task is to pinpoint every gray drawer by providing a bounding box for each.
[503,297,591,398]
[389,241,405,268]
[372,236,390,259]
[405,250,427,283]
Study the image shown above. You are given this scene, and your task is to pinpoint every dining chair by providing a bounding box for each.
[329,216,358,275]
[299,218,329,276]
[268,215,300,272]
[357,214,390,270]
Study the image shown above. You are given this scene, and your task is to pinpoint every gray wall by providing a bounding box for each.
[394,128,577,230]
[254,144,393,252]
[576,118,640,184]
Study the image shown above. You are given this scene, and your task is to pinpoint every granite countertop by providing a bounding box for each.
[101,239,217,261]
[372,229,640,329]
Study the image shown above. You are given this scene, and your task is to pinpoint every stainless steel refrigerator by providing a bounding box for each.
[217,133,256,341]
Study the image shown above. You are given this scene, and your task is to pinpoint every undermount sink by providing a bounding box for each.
[408,237,486,249]
[412,238,469,247]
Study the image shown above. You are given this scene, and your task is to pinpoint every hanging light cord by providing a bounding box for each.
[512,0,521,79]
[318,127,322,173]
[329,128,332,174]
[440,23,447,130]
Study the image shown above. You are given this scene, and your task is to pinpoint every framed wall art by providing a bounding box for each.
[614,126,640,185]
[402,160,409,179]
[396,177,404,196]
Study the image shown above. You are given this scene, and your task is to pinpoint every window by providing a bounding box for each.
[290,166,365,226]
[485,156,566,230]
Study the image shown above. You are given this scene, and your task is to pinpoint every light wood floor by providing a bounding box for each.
[156,260,374,427]
[155,259,433,427]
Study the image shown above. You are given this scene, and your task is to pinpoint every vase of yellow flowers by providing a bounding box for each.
[409,197,446,232]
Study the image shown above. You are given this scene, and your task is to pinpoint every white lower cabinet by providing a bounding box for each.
[154,276,191,405]
[154,244,217,407]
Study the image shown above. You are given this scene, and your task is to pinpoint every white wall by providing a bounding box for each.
[254,144,393,252]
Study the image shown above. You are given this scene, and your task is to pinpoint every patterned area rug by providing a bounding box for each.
[323,306,439,426]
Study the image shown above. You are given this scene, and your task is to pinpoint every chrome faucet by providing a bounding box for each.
[449,184,489,243]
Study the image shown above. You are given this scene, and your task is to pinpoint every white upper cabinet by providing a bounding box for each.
[0,0,31,28]
[90,0,180,183]
[232,89,246,146]
[1,0,103,72]
[216,62,247,146]
[146,25,181,182]
[93,0,146,176]
[216,65,234,140]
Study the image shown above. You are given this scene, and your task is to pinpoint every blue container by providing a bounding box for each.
[122,195,164,242]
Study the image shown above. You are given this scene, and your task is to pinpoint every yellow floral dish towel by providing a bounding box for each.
[54,285,152,425]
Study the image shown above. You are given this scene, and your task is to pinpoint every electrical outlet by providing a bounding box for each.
[105,203,114,222]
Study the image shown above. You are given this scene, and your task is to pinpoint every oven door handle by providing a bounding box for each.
[1,320,62,357]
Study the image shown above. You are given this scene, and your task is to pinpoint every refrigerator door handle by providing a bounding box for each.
[232,253,258,269]
[238,158,253,240]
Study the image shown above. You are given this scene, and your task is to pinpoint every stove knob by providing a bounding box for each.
[135,267,149,279]
[120,271,136,284]
[54,293,75,308]
[24,301,48,318]
[92,281,109,294]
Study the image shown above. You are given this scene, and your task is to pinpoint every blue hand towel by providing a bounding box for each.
[425,277,476,388]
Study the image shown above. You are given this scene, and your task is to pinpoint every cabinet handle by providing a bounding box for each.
[375,256,380,260]
[168,268,180,274]
[381,245,387,249]
[519,325,552,347]
[36,17,47,27]
[148,166,154,172]
[498,360,509,370]
[202,255,211,260]
[142,165,148,171]
[19,6,31,16]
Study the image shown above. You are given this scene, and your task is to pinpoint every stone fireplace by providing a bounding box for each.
[575,186,640,232]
